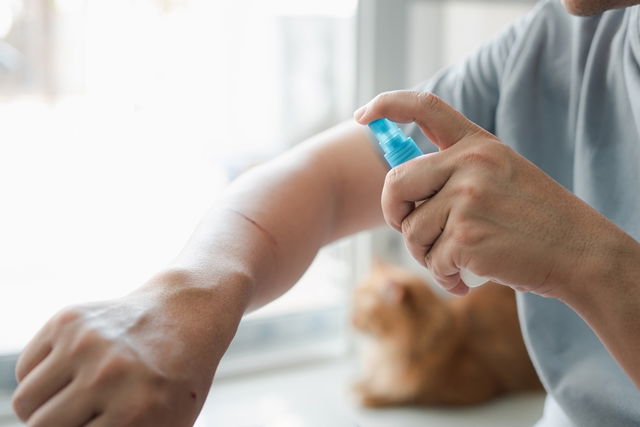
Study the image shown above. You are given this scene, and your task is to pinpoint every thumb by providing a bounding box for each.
[354,90,485,150]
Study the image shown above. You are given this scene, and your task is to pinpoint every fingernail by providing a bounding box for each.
[353,105,367,122]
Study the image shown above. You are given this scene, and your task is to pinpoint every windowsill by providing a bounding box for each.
[0,355,545,426]
[196,356,546,427]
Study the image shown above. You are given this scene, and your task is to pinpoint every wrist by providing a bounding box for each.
[139,266,254,320]
[125,267,255,389]
[553,222,640,319]
[550,224,640,386]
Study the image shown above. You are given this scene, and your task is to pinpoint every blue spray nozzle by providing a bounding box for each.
[368,118,396,138]
[368,118,423,168]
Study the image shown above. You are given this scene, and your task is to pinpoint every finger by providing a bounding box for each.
[355,91,484,150]
[426,239,469,296]
[381,153,452,230]
[85,414,109,427]
[429,267,465,295]
[15,326,54,383]
[446,279,470,296]
[400,188,451,266]
[12,348,73,422]
[26,379,100,427]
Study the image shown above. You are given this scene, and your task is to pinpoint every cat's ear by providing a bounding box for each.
[382,280,407,305]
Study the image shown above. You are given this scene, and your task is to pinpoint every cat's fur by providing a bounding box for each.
[351,261,542,407]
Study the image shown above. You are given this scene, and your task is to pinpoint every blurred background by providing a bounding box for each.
[0,0,541,425]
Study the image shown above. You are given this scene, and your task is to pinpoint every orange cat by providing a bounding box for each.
[351,261,542,407]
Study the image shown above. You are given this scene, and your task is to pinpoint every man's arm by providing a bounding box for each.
[12,121,388,427]
[356,90,640,387]
[165,121,388,309]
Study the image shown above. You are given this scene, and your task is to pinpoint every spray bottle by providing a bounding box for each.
[368,118,488,288]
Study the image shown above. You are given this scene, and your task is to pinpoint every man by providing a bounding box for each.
[11,0,640,425]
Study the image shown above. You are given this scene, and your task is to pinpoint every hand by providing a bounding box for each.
[355,90,615,297]
[12,271,245,427]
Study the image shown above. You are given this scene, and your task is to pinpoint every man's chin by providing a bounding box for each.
[561,0,604,16]
[561,0,639,16]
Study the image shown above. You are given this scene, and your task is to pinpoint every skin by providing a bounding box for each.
[561,0,640,15]
[12,0,640,425]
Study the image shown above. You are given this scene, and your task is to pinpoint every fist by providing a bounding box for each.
[12,285,223,427]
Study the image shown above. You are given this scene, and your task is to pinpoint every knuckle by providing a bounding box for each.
[457,141,506,169]
[431,269,449,287]
[69,328,103,357]
[372,91,394,109]
[402,222,430,268]
[400,217,417,243]
[90,354,132,387]
[493,143,517,176]
[384,166,404,190]
[450,221,481,247]
[453,182,484,204]
[424,251,433,270]
[458,148,496,167]
[52,306,83,329]
[490,139,511,156]
[417,91,441,110]
[11,391,29,421]
[429,261,456,290]
[382,168,407,229]
[427,251,443,276]
[382,210,397,231]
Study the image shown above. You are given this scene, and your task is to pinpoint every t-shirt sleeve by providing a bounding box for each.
[399,7,536,155]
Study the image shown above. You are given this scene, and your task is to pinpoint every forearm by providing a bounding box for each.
[555,224,640,387]
[145,121,385,314]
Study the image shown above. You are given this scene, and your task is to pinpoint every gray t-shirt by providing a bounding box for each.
[404,1,640,425]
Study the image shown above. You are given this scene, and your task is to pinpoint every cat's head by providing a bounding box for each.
[351,260,447,339]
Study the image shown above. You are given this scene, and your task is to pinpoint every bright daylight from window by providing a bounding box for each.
[0,0,357,354]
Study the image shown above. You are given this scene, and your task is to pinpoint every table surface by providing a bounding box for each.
[196,357,546,427]
[0,356,546,427]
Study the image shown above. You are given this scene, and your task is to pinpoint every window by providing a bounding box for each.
[0,0,534,383]
[0,0,357,364]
